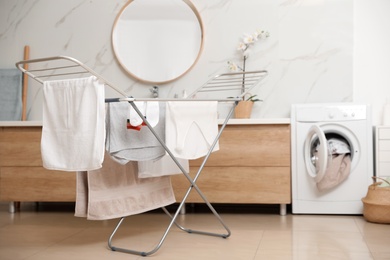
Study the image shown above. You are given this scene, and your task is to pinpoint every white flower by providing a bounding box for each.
[237,29,269,55]
[242,33,255,45]
[228,28,270,72]
[227,61,239,71]
[237,42,247,51]
[254,29,270,40]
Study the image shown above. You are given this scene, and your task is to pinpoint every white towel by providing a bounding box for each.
[165,101,219,160]
[41,76,105,171]
[75,152,175,220]
[138,154,189,178]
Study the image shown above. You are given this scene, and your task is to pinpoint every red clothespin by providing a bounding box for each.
[126,119,146,131]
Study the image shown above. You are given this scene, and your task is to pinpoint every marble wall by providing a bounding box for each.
[0,0,353,120]
[354,0,390,126]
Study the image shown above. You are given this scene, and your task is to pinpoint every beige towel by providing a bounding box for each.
[75,152,176,220]
[316,154,351,191]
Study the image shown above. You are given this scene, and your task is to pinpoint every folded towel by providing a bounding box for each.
[75,152,175,220]
[165,101,219,159]
[106,102,165,164]
[0,69,22,121]
[41,76,105,171]
[138,153,189,178]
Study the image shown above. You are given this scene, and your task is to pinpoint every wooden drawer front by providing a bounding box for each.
[0,167,76,201]
[171,166,291,204]
[379,128,390,139]
[0,127,42,166]
[191,124,290,167]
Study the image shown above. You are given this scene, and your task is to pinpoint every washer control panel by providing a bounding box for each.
[295,104,367,122]
[325,106,366,121]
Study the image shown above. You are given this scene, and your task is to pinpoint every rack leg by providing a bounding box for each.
[108,194,230,256]
[108,102,233,256]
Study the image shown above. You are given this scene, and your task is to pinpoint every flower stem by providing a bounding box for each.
[241,56,246,100]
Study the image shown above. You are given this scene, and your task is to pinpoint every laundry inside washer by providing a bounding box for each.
[312,135,352,191]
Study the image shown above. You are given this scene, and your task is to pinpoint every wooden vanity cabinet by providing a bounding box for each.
[0,124,290,208]
[0,126,76,202]
[171,124,291,205]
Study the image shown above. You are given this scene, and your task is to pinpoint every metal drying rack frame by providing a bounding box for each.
[16,56,267,256]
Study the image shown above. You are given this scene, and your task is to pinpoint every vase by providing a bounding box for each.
[234,101,253,119]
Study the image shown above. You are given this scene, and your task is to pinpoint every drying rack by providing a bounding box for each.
[16,56,267,257]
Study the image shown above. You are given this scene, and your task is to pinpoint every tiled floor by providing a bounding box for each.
[0,202,389,260]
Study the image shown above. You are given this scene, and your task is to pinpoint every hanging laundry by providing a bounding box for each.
[138,153,189,178]
[106,102,165,164]
[0,69,22,120]
[128,101,159,129]
[41,76,105,171]
[75,152,175,220]
[165,101,219,160]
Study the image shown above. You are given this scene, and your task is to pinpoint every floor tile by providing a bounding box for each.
[1,202,390,260]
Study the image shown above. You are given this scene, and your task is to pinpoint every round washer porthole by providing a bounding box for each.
[304,123,360,182]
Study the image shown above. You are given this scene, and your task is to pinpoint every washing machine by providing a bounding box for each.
[291,103,374,214]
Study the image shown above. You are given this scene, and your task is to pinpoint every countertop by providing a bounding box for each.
[0,118,290,127]
[0,121,43,127]
[218,118,290,125]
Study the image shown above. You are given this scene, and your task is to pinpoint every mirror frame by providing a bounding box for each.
[112,0,204,84]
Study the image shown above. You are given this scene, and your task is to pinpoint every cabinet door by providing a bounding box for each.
[171,166,290,204]
[0,167,76,201]
[0,127,77,202]
[0,127,43,167]
[171,124,291,204]
[191,124,291,167]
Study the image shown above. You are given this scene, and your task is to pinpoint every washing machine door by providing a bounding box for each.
[304,125,330,183]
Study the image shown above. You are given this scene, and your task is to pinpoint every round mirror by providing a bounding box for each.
[112,0,204,84]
